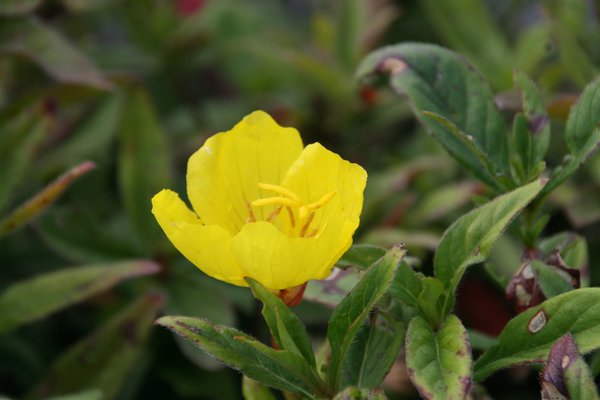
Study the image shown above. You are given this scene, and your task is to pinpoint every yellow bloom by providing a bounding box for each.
[151,111,367,291]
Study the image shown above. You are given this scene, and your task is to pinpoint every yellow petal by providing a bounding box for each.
[231,220,357,290]
[281,142,367,237]
[151,189,246,286]
[187,111,303,234]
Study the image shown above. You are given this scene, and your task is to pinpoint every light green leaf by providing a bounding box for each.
[156,316,327,399]
[0,260,160,333]
[118,86,171,252]
[434,180,545,316]
[242,376,276,400]
[327,245,404,391]
[0,18,110,88]
[0,161,96,237]
[405,315,472,400]
[475,288,600,381]
[357,43,509,187]
[31,293,163,400]
[247,278,315,367]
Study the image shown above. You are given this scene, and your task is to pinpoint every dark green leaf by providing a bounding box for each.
[156,316,326,399]
[416,277,445,327]
[118,87,171,252]
[0,18,110,89]
[405,315,472,400]
[31,293,163,400]
[475,288,600,381]
[0,161,96,237]
[0,105,50,214]
[0,260,160,333]
[389,261,422,309]
[357,43,509,187]
[512,71,550,182]
[337,244,387,270]
[327,245,404,390]
[247,278,315,367]
[342,310,405,389]
[434,180,545,316]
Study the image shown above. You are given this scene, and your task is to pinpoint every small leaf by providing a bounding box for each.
[544,76,600,194]
[475,288,600,381]
[0,161,96,237]
[541,333,600,400]
[531,260,576,298]
[512,71,550,181]
[405,315,472,400]
[342,309,405,389]
[357,43,509,186]
[118,86,171,252]
[337,244,387,270]
[156,316,326,399]
[247,278,315,367]
[32,293,164,400]
[0,18,110,88]
[242,376,276,400]
[434,180,545,316]
[327,245,404,391]
[0,260,160,333]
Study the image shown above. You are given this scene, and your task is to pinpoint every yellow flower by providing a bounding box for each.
[151,111,367,291]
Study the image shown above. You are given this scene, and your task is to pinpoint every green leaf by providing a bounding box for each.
[0,260,160,333]
[327,245,404,391]
[389,261,422,309]
[405,315,472,400]
[545,76,600,194]
[541,333,600,400]
[0,0,43,16]
[474,288,600,381]
[31,293,163,400]
[512,71,550,182]
[342,309,405,389]
[357,43,509,187]
[0,161,96,237]
[0,104,50,214]
[118,86,171,252]
[242,376,276,400]
[247,278,316,367]
[416,277,445,328]
[155,316,326,399]
[337,244,387,270]
[0,18,110,89]
[531,260,574,298]
[434,179,545,316]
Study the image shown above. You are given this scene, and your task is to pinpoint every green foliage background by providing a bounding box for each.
[1,0,599,399]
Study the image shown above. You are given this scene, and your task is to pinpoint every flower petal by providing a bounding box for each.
[231,221,355,290]
[187,111,303,234]
[281,142,367,237]
[151,189,246,286]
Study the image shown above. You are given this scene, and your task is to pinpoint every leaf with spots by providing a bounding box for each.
[405,315,472,400]
[541,333,600,400]
[475,288,600,381]
[356,43,509,189]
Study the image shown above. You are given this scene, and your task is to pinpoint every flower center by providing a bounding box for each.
[249,182,336,238]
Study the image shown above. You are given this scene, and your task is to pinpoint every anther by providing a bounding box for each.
[307,191,336,211]
[252,197,298,208]
[257,183,301,203]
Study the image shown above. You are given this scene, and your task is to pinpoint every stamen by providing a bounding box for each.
[252,197,298,208]
[285,206,296,228]
[266,206,283,222]
[257,183,301,203]
[298,206,310,222]
[307,191,337,210]
[247,203,256,223]
[299,212,315,237]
